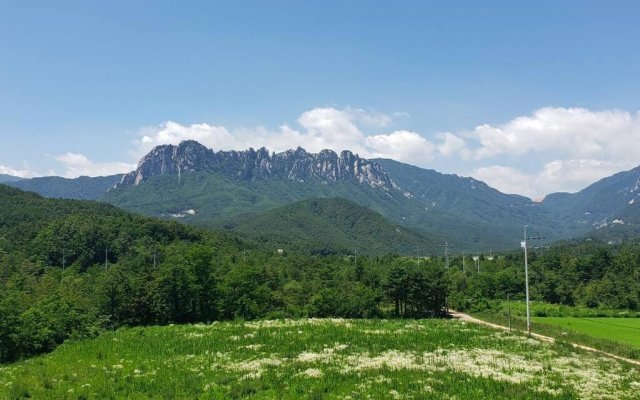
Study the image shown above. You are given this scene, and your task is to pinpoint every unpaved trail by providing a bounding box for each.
[449,310,640,367]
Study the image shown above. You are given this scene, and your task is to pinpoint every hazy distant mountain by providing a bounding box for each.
[8,175,124,200]
[0,174,24,183]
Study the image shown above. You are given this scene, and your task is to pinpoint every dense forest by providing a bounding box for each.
[2,184,640,364]
[0,185,447,363]
[447,241,640,312]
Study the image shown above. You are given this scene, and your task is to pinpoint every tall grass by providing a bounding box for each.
[1,319,639,399]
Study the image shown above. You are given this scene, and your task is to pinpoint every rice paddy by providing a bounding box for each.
[533,317,640,348]
[1,318,639,399]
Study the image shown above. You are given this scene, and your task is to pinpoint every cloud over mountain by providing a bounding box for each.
[133,107,439,166]
[39,106,640,199]
[454,107,640,197]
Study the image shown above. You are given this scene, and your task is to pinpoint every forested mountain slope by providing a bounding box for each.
[219,197,437,254]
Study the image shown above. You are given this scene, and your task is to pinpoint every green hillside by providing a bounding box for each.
[221,197,437,255]
[373,158,568,243]
[100,171,529,251]
[0,184,239,362]
[0,184,449,363]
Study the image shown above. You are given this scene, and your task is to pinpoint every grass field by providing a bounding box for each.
[505,301,640,318]
[533,317,640,349]
[1,319,639,399]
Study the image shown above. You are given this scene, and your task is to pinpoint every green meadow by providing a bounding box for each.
[1,319,639,400]
[533,317,640,349]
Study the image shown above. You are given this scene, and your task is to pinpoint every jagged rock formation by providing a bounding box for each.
[115,140,397,190]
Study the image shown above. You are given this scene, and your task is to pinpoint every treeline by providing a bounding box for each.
[0,249,447,363]
[447,241,640,312]
[0,185,448,363]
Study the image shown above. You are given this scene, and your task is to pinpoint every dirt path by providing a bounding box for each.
[449,310,640,367]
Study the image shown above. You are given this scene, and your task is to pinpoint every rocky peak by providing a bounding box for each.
[114,140,397,190]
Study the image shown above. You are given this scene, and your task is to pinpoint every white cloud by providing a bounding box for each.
[135,121,236,157]
[55,152,136,178]
[460,107,640,197]
[393,111,411,118]
[132,107,434,165]
[536,159,624,195]
[473,159,627,200]
[472,166,535,197]
[40,105,640,198]
[0,164,39,178]
[468,107,640,161]
[366,130,436,165]
[437,132,468,157]
[346,107,393,128]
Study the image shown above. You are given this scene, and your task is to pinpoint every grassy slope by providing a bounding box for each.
[1,319,639,399]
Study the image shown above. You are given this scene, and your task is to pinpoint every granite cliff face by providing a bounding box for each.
[115,140,397,190]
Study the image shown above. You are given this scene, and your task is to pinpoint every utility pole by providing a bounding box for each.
[62,247,66,270]
[354,248,357,265]
[444,241,449,272]
[441,241,452,315]
[522,225,544,335]
[416,244,421,267]
[153,245,157,268]
[462,251,465,273]
[507,293,512,332]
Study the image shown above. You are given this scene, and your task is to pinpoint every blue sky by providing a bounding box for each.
[1,1,639,198]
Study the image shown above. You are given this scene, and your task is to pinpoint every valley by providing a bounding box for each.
[3,4,638,399]
[7,140,640,252]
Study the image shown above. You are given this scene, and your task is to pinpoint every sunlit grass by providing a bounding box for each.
[1,319,639,399]
[533,317,640,348]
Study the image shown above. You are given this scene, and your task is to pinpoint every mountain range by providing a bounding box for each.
[0,174,24,183]
[9,174,124,200]
[4,140,640,252]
